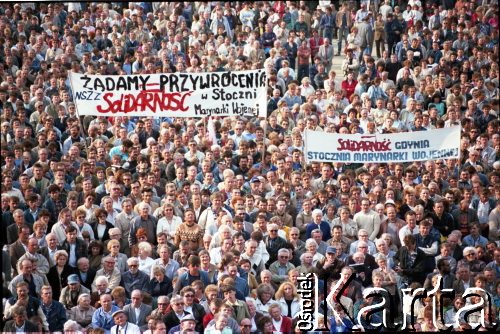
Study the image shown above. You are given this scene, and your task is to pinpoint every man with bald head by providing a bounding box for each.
[17,237,49,275]
[346,241,379,287]
[123,289,152,331]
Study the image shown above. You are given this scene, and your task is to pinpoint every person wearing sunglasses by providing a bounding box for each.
[164,295,190,330]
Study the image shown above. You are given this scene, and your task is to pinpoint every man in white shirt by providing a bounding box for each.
[399,211,419,246]
[110,309,141,334]
[240,239,266,277]
[50,208,80,244]
[209,238,233,266]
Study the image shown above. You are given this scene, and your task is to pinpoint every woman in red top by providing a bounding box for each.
[341,71,358,100]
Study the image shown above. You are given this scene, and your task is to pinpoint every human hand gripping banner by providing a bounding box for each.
[304,127,461,163]
[68,69,267,117]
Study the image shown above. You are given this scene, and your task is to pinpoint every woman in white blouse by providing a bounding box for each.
[156,203,182,243]
[137,241,155,275]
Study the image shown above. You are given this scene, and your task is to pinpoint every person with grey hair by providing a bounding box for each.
[269,248,295,284]
[296,252,318,275]
[306,209,332,241]
[305,238,325,266]
[241,239,266,277]
[264,223,288,267]
[457,246,486,276]
[349,229,377,255]
[164,294,190,329]
[91,256,121,291]
[121,257,151,298]
[346,239,379,287]
[374,238,396,269]
[129,201,157,246]
[63,319,81,332]
[75,257,95,291]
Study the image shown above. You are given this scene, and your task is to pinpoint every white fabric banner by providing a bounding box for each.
[68,69,267,117]
[304,127,461,163]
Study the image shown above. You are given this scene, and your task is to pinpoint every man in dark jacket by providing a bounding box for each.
[385,14,402,56]
[3,305,39,333]
[264,223,289,267]
[316,246,345,281]
[394,234,428,285]
[164,294,191,329]
[60,226,87,268]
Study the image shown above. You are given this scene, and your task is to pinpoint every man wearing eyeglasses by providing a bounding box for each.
[164,295,191,330]
[264,223,288,267]
[349,229,376,255]
[240,318,253,334]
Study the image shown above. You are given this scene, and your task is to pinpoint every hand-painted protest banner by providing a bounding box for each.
[68,69,267,117]
[304,127,460,163]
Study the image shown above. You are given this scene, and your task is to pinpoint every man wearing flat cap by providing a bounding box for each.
[316,246,345,281]
[110,309,141,334]
[59,274,90,310]
[170,314,200,334]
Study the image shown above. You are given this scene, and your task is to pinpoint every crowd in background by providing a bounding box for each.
[0,1,499,333]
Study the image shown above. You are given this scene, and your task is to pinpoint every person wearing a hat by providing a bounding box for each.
[316,246,345,281]
[110,309,141,334]
[164,294,191,330]
[169,314,199,334]
[59,274,90,310]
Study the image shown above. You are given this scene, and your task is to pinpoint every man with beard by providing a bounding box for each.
[424,259,455,290]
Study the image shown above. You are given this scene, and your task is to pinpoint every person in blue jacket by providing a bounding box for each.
[330,304,354,333]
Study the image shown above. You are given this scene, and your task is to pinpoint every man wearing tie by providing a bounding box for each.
[110,309,141,334]
[122,290,152,332]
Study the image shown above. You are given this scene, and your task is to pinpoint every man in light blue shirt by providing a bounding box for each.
[92,294,120,334]
[462,222,488,247]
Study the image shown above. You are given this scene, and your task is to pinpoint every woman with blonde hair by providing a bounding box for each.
[255,283,276,316]
[106,239,128,273]
[275,281,301,318]
[110,286,130,309]
[137,241,155,275]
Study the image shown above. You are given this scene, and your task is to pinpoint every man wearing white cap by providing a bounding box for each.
[170,314,200,334]
[110,309,141,334]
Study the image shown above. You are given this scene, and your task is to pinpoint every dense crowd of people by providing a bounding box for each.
[1,1,499,333]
